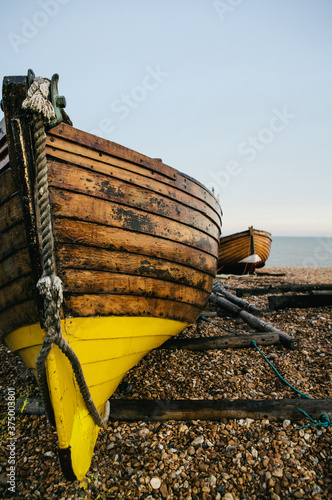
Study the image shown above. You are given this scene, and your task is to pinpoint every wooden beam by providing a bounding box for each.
[269,293,332,311]
[210,293,299,350]
[109,399,332,422]
[16,397,332,422]
[159,332,280,351]
[213,282,262,316]
[236,284,332,297]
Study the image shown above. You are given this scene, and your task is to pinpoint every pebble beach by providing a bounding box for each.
[0,267,331,499]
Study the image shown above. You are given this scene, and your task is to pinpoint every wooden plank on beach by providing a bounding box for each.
[107,399,332,422]
[236,284,332,297]
[268,293,332,311]
[159,333,280,351]
[16,397,332,422]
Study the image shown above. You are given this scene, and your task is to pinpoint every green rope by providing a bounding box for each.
[295,410,332,430]
[200,316,241,335]
[250,340,311,399]
[251,341,332,431]
[200,319,331,431]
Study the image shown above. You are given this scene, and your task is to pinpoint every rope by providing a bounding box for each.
[202,315,330,431]
[200,316,241,335]
[250,340,311,399]
[24,76,109,428]
[249,341,332,431]
[296,410,332,430]
[22,77,55,122]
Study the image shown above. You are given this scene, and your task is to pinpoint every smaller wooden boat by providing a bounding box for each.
[218,226,272,274]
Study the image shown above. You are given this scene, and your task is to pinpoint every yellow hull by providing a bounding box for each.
[5,316,188,480]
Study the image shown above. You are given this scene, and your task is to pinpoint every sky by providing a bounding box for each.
[1,0,331,237]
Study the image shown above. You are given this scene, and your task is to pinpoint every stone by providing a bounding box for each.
[192,436,204,447]
[150,477,161,489]
[272,468,283,478]
[138,428,150,438]
[208,474,217,486]
[160,482,168,498]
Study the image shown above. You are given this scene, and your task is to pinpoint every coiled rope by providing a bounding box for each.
[23,76,109,428]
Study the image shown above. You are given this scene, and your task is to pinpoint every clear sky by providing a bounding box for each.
[1,0,331,236]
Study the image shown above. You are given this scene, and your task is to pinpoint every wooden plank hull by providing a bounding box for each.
[218,226,272,275]
[0,74,222,480]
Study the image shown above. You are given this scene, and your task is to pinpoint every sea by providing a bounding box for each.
[266,236,332,268]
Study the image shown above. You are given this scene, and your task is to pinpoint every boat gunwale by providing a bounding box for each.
[220,228,272,244]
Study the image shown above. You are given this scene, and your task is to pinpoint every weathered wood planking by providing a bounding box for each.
[0,248,32,287]
[53,220,216,276]
[46,128,220,323]
[0,117,6,139]
[47,161,219,239]
[57,245,213,292]
[49,188,218,256]
[64,295,201,323]
[0,275,35,310]
[60,269,210,306]
[0,222,28,261]
[0,194,24,232]
[0,123,37,340]
[0,168,17,203]
[0,300,39,340]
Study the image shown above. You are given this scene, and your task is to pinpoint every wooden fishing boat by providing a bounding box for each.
[218,226,271,274]
[0,71,222,480]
